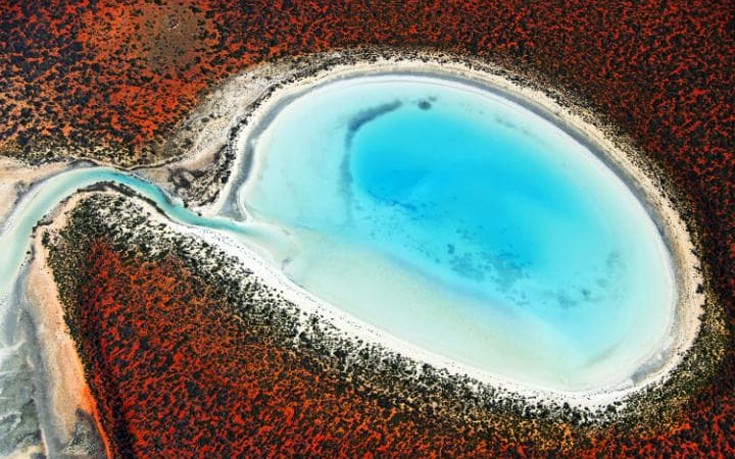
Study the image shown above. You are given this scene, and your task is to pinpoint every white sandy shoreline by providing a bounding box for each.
[203,53,705,408]
[0,157,72,226]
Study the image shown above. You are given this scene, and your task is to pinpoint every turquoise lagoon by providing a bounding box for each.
[240,74,677,391]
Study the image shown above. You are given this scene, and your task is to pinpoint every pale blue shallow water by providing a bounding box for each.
[0,73,684,454]
[0,167,259,311]
[242,74,676,390]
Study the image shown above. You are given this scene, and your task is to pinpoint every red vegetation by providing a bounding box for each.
[4,0,734,456]
[74,238,735,457]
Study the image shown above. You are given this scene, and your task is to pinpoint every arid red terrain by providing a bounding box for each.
[55,211,732,457]
[3,0,734,457]
[75,239,525,457]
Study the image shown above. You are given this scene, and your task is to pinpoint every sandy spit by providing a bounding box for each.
[23,195,112,458]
